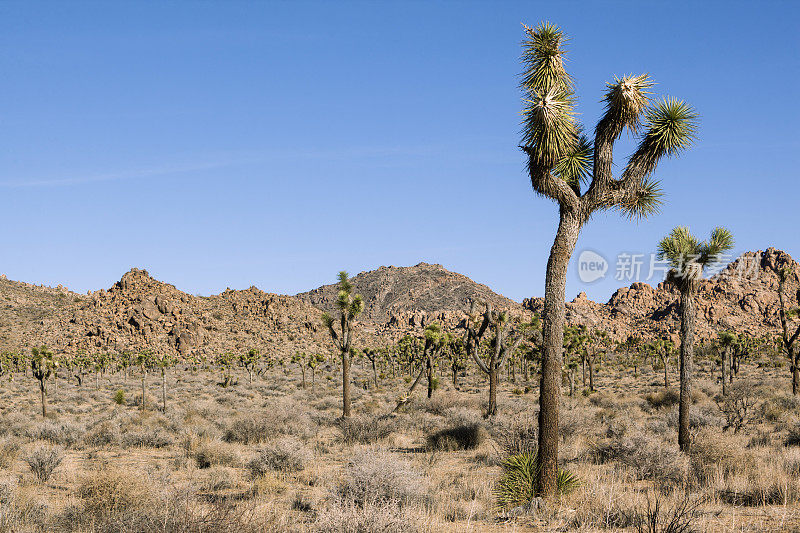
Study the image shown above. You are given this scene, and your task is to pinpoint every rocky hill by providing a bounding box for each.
[296,262,519,329]
[0,268,335,358]
[1,249,797,357]
[523,247,799,342]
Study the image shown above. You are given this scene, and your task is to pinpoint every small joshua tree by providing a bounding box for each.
[31,346,58,418]
[361,347,380,389]
[717,331,736,396]
[215,352,237,387]
[307,353,325,390]
[465,303,531,417]
[657,226,734,451]
[240,348,261,385]
[321,271,364,418]
[154,351,175,412]
[777,267,800,394]
[135,350,157,410]
[395,323,449,410]
[291,351,308,389]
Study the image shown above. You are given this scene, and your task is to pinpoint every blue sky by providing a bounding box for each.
[1,1,798,302]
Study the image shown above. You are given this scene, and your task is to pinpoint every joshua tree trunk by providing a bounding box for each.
[452,365,459,389]
[488,366,499,417]
[161,368,167,412]
[678,288,695,452]
[341,350,351,417]
[141,370,147,411]
[581,355,586,387]
[39,381,47,418]
[372,358,378,389]
[661,355,669,388]
[568,367,575,397]
[426,356,434,399]
[588,354,595,392]
[793,351,800,396]
[537,211,580,498]
[721,347,728,396]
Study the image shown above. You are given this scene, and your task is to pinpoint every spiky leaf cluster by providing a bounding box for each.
[657,226,734,288]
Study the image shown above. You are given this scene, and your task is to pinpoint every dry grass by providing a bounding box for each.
[0,357,797,531]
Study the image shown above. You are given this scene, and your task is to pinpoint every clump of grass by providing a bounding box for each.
[426,423,486,451]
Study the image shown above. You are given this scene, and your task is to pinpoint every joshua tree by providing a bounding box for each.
[777,267,800,394]
[136,351,157,410]
[215,352,237,387]
[240,348,261,384]
[361,347,380,389]
[445,336,468,390]
[717,331,736,396]
[291,351,308,389]
[658,226,734,451]
[520,22,698,494]
[321,271,364,418]
[468,305,530,417]
[154,351,175,412]
[307,353,326,390]
[31,346,58,418]
[395,323,448,409]
[586,329,610,392]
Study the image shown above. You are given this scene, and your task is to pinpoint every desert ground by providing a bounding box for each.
[1,352,800,533]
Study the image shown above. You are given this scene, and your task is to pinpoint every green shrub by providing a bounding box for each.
[113,390,125,405]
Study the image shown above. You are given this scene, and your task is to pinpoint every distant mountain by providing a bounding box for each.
[523,247,799,342]
[296,262,519,329]
[1,249,796,357]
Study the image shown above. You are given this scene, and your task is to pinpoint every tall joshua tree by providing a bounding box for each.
[777,267,800,394]
[322,271,364,418]
[520,22,699,494]
[658,226,734,451]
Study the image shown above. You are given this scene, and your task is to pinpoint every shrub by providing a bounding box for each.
[314,500,423,533]
[224,407,312,444]
[193,440,242,469]
[113,389,125,405]
[247,437,312,476]
[25,444,63,483]
[84,420,122,447]
[426,423,486,451]
[336,450,427,508]
[633,495,701,533]
[645,389,680,409]
[340,415,395,444]
[28,421,85,447]
[592,434,687,485]
[495,452,579,510]
[0,437,21,468]
[492,416,537,455]
[121,428,173,449]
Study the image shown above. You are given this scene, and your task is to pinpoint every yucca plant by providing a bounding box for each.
[495,451,579,510]
[520,21,699,496]
[657,226,734,451]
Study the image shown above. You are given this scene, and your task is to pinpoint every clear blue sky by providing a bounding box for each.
[2,1,798,302]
